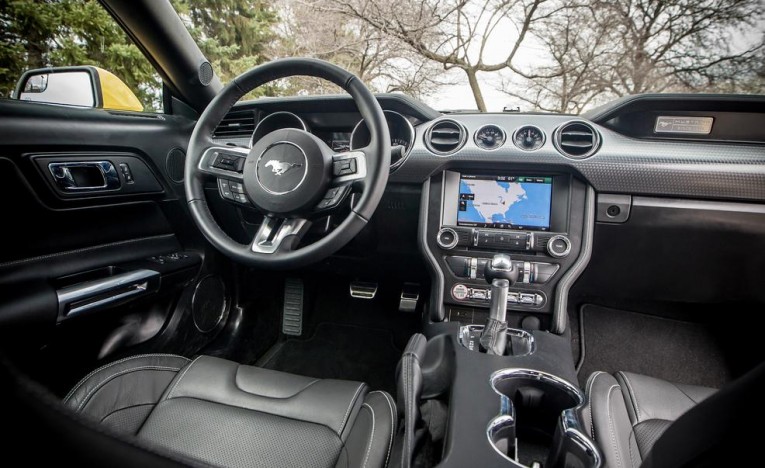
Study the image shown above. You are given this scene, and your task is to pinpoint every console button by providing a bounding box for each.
[507,293,519,304]
[520,293,536,304]
[475,258,489,279]
[452,284,469,300]
[470,289,488,301]
[534,262,559,283]
[494,232,511,245]
[547,235,572,258]
[477,230,494,247]
[437,228,459,249]
[445,256,470,277]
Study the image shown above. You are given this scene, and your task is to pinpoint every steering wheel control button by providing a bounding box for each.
[230,182,245,194]
[547,235,572,258]
[333,159,357,176]
[218,179,234,200]
[452,284,469,301]
[213,152,245,172]
[316,185,350,210]
[436,227,459,249]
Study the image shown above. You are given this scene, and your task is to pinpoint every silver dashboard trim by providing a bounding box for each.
[473,124,507,151]
[510,124,546,152]
[350,110,416,171]
[424,118,468,156]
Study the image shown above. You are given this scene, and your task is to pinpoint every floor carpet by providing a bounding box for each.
[259,322,403,394]
[577,304,730,388]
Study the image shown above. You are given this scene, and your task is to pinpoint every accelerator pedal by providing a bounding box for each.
[282,278,304,336]
[399,283,420,312]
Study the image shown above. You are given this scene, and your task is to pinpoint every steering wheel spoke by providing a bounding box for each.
[197,145,249,182]
[250,216,311,254]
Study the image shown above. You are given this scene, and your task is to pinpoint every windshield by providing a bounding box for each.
[173,0,765,113]
[3,0,762,113]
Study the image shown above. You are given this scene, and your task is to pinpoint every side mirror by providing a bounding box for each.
[13,66,144,112]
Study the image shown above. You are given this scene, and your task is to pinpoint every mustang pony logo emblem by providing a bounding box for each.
[265,160,301,175]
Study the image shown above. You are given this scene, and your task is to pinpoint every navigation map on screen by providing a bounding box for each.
[457,175,552,231]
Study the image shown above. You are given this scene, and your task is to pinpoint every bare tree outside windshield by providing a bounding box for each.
[2,0,763,113]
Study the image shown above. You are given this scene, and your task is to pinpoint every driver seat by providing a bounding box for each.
[63,354,396,468]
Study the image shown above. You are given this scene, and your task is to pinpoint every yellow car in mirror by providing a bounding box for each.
[14,65,143,112]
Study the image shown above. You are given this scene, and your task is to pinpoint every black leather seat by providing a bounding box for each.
[63,354,396,468]
[583,371,715,468]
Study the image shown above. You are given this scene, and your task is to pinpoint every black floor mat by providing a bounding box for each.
[578,305,730,388]
[259,322,403,394]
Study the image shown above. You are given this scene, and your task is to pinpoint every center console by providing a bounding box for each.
[421,170,592,331]
[406,169,599,467]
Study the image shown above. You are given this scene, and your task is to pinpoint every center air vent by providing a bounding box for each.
[213,109,256,139]
[554,121,600,159]
[425,119,467,155]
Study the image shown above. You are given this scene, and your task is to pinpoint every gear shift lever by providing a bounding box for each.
[479,254,519,355]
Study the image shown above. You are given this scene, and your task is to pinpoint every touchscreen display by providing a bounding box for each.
[457,175,552,231]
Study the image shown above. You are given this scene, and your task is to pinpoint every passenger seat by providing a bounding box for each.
[582,371,715,468]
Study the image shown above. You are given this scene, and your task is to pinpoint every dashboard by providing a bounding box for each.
[211,92,765,331]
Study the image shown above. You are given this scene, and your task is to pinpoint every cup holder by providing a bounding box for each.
[458,325,535,356]
[488,369,601,467]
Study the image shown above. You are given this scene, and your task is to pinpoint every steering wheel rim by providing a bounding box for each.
[185,58,391,269]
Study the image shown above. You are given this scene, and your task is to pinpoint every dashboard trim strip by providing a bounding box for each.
[552,185,595,334]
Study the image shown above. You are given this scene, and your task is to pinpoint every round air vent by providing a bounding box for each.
[425,119,467,155]
[165,148,186,183]
[554,121,600,159]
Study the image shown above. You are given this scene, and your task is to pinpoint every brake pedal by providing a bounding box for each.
[349,281,378,299]
[399,283,420,312]
[282,278,304,336]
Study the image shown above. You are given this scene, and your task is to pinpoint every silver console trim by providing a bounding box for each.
[436,227,459,250]
[547,234,572,258]
[457,325,536,356]
[488,368,602,467]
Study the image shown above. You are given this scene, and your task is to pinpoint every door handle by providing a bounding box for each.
[56,269,160,318]
[48,161,120,191]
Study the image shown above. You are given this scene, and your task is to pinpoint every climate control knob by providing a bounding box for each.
[436,227,459,249]
[547,235,571,258]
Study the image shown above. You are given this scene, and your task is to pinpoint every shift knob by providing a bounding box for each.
[484,254,519,286]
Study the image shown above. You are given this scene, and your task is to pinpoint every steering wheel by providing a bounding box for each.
[185,58,391,269]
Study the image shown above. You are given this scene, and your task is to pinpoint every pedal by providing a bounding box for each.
[282,278,304,336]
[349,281,378,299]
[399,283,420,312]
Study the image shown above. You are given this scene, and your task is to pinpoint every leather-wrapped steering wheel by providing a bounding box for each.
[185,58,391,269]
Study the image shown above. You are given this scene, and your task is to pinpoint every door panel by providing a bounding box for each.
[0,99,228,392]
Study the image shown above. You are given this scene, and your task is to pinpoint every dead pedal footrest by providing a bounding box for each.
[282,278,304,336]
